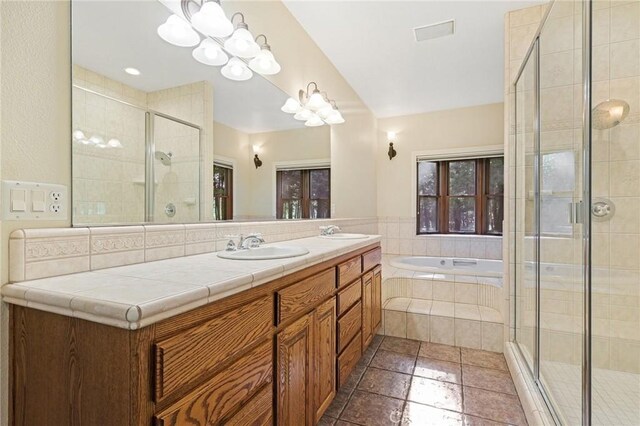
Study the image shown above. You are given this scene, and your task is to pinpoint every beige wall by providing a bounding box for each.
[376,103,504,218]
[0,1,72,424]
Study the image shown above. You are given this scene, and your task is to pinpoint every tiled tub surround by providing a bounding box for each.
[378,217,503,260]
[3,219,377,329]
[380,255,504,352]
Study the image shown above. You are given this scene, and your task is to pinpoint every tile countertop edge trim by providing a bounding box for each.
[2,235,382,329]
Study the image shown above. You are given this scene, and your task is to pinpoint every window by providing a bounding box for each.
[277,168,330,219]
[540,151,574,235]
[213,163,233,220]
[417,157,504,235]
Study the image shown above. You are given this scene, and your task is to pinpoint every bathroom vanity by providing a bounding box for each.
[6,239,381,426]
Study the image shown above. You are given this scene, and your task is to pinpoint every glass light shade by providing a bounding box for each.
[191,2,233,38]
[88,135,104,146]
[249,48,281,75]
[316,105,334,119]
[72,130,85,141]
[107,139,123,148]
[224,27,260,58]
[221,57,253,81]
[157,15,200,47]
[293,108,313,121]
[325,110,345,124]
[305,114,325,127]
[306,91,329,110]
[192,39,228,66]
[281,97,302,114]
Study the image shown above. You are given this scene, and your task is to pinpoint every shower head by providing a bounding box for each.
[592,99,629,130]
[155,150,172,166]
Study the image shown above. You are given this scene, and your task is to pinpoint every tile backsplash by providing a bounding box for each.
[8,218,378,283]
[378,217,503,260]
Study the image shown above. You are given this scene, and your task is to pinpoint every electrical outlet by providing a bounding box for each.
[2,181,67,221]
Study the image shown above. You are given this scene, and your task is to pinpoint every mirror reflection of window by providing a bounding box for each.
[277,168,330,219]
[213,163,233,220]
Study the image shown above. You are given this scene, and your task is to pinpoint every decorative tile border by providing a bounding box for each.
[8,218,378,283]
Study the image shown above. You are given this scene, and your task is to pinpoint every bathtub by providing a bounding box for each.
[389,256,503,278]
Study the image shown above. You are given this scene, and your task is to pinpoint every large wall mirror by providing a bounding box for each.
[71,0,331,225]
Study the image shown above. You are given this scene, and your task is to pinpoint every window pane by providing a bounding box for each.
[282,199,302,219]
[310,169,330,199]
[449,161,476,195]
[280,170,303,199]
[488,158,504,194]
[418,161,438,195]
[541,196,572,234]
[448,197,476,232]
[486,197,503,234]
[310,199,330,219]
[418,197,438,233]
[542,151,574,192]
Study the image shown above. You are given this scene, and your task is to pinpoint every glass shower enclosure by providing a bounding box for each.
[513,0,640,424]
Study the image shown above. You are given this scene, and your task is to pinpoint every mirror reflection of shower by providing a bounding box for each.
[155,150,173,166]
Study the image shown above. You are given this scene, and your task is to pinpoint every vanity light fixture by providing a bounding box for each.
[249,35,281,75]
[224,13,260,59]
[387,132,397,160]
[157,14,200,47]
[192,38,229,66]
[281,83,345,126]
[190,0,233,38]
[124,67,141,76]
[253,154,263,169]
[221,57,253,81]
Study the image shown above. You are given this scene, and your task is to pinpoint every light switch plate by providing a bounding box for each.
[2,181,68,221]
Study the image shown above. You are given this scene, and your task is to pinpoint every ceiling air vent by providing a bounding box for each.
[414,19,455,42]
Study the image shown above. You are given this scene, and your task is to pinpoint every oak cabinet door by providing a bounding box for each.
[373,266,382,331]
[362,272,373,349]
[314,297,336,422]
[277,312,313,426]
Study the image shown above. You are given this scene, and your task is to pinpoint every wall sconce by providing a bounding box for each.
[387,132,397,160]
[253,154,262,169]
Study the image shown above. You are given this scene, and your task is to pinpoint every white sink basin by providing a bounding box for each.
[217,245,309,260]
[319,233,369,240]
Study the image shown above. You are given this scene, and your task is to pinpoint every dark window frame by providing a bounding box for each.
[417,157,503,235]
[213,163,233,220]
[276,168,331,219]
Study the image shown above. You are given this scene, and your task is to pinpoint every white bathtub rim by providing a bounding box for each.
[389,255,503,278]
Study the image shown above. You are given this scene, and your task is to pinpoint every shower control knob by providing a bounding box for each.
[591,198,614,221]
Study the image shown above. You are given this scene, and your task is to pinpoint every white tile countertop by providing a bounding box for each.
[2,235,381,330]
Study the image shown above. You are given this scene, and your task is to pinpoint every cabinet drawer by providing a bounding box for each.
[337,256,362,288]
[278,268,335,324]
[338,331,362,388]
[362,247,382,272]
[337,301,362,353]
[154,296,273,402]
[224,384,273,426]
[154,340,273,426]
[337,278,361,316]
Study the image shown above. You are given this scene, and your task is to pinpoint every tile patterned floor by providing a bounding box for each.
[320,335,528,426]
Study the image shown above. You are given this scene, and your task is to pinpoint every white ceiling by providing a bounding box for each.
[284,0,543,118]
[72,1,304,133]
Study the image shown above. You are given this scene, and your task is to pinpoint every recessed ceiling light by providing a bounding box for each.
[124,67,141,76]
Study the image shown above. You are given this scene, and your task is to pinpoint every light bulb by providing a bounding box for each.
[281,98,301,114]
[294,109,313,121]
[89,135,104,145]
[249,48,281,75]
[224,26,260,58]
[387,131,396,140]
[157,14,200,47]
[221,57,253,81]
[73,130,85,141]
[325,110,345,125]
[191,1,233,38]
[192,39,229,66]
[306,92,329,111]
[107,139,123,148]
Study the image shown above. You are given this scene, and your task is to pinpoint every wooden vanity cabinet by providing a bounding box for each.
[8,243,381,426]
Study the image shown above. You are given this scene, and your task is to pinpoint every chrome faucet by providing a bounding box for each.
[239,233,265,249]
[320,225,341,236]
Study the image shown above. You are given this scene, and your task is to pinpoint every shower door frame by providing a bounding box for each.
[512,0,593,424]
[71,85,203,225]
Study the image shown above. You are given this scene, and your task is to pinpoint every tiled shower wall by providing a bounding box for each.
[377,217,503,260]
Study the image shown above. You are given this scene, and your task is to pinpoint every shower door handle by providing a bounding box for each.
[568,201,584,224]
